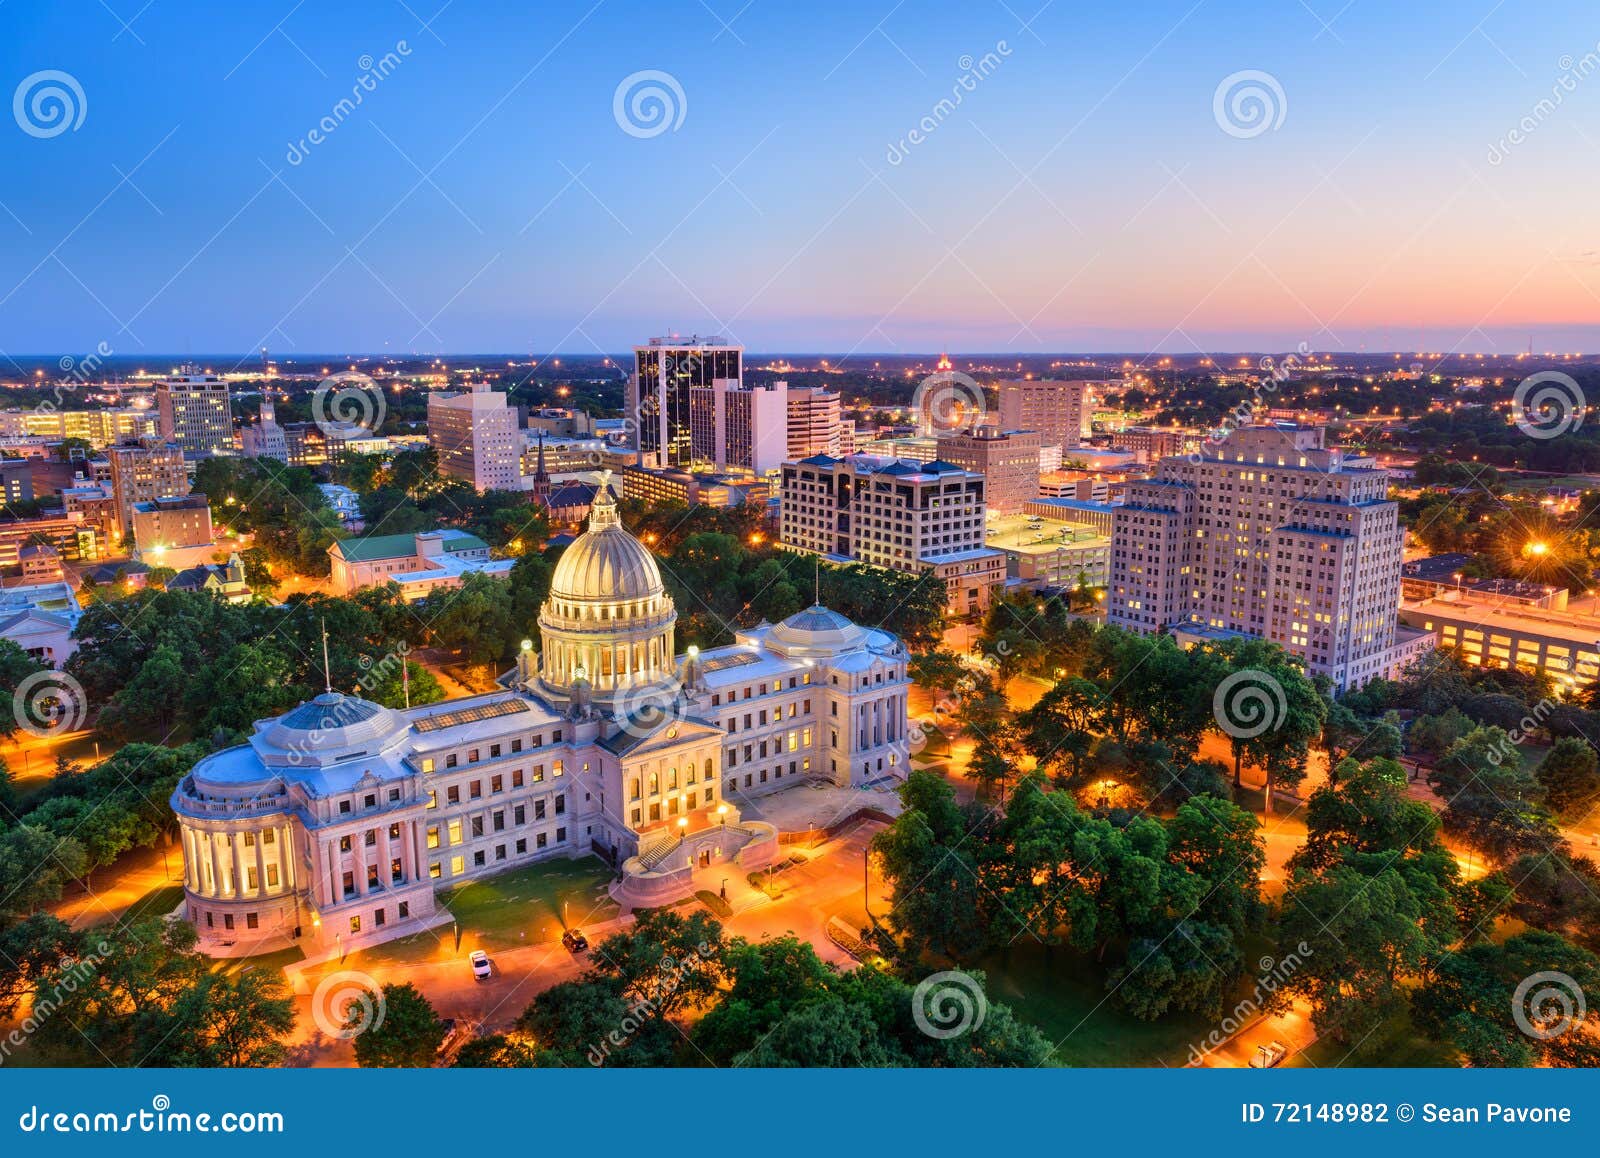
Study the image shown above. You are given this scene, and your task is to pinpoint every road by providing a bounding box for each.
[3,728,103,792]
[283,822,890,1065]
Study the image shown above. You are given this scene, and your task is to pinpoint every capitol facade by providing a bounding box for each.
[170,481,912,957]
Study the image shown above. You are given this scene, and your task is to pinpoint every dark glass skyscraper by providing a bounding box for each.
[629,336,743,468]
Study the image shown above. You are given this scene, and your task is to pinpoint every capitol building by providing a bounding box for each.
[171,481,912,956]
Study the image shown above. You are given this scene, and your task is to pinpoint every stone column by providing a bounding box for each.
[208,833,224,899]
[325,839,340,906]
[379,825,393,889]
[181,828,197,891]
[281,825,296,890]
[254,831,267,897]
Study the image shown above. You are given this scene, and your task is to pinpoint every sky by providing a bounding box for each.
[2,0,1599,358]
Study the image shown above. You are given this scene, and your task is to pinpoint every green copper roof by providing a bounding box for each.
[333,531,489,562]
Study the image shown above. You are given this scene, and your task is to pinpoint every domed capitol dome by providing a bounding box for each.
[547,475,667,606]
[537,473,679,706]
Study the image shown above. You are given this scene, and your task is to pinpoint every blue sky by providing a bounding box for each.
[3,0,1599,356]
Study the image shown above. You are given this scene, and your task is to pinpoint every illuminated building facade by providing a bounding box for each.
[172,478,908,956]
[1108,424,1428,691]
[629,336,743,469]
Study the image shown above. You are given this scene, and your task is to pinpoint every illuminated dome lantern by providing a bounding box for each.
[537,472,678,706]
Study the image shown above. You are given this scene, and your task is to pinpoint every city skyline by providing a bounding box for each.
[5,1,1600,354]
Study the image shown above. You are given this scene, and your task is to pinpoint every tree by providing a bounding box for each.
[424,572,517,666]
[0,824,88,921]
[736,997,899,1067]
[0,639,46,738]
[0,914,80,1018]
[1536,738,1600,815]
[1209,638,1326,804]
[453,1033,540,1067]
[1408,707,1474,758]
[872,771,992,960]
[586,907,724,1022]
[365,658,445,710]
[518,976,675,1067]
[351,982,446,1067]
[1434,727,1562,864]
[29,918,289,1066]
[692,935,841,1064]
[1279,862,1439,1043]
[158,968,295,1067]
[1415,931,1600,1067]
[1293,757,1444,873]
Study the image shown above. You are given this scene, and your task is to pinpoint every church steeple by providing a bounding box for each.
[530,430,551,501]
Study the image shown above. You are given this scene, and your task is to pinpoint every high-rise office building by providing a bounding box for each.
[241,396,289,462]
[1107,424,1429,691]
[996,379,1097,451]
[427,383,521,491]
[156,371,234,456]
[786,385,842,460]
[935,427,1043,515]
[688,379,788,473]
[0,407,157,448]
[107,439,191,539]
[780,454,1005,617]
[628,335,743,469]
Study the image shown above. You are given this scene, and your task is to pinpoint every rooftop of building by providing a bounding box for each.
[1402,593,1600,645]
[787,453,979,482]
[132,494,211,514]
[1027,497,1119,515]
[0,581,81,621]
[331,530,490,563]
[1402,553,1478,582]
[986,514,1111,556]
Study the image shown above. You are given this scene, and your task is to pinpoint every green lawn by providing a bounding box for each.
[212,945,305,980]
[86,883,185,929]
[437,855,618,943]
[978,943,1228,1067]
[358,856,619,967]
[1290,1006,1458,1068]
